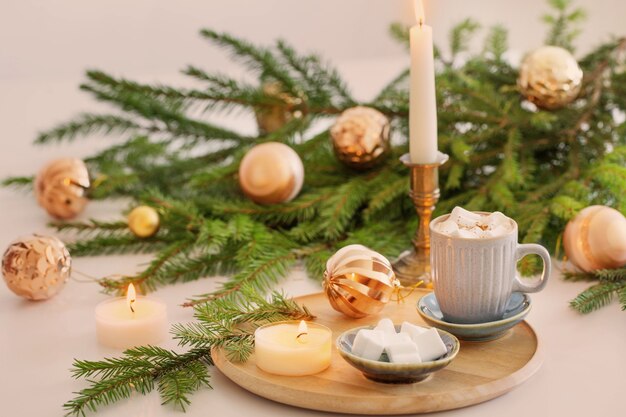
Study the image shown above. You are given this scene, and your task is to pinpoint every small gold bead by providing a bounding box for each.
[128,206,160,238]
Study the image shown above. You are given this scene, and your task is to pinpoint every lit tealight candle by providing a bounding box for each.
[95,283,168,349]
[254,320,332,376]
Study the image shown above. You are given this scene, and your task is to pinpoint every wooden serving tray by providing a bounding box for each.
[212,290,542,415]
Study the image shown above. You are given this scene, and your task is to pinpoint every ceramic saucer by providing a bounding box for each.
[416,292,532,342]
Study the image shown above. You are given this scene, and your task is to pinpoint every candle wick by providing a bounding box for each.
[296,332,308,344]
[419,18,424,28]
[129,299,136,313]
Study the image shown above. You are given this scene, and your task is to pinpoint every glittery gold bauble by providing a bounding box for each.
[330,106,390,169]
[517,46,583,110]
[35,158,90,219]
[563,205,626,272]
[238,142,304,205]
[128,206,160,238]
[323,244,398,318]
[254,81,302,135]
[2,235,71,300]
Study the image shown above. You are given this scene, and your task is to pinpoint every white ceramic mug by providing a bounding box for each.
[429,212,551,324]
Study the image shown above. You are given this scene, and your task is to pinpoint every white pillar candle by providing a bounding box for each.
[95,283,168,349]
[409,0,438,164]
[254,320,332,376]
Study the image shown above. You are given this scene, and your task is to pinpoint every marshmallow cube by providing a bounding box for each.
[352,329,385,361]
[385,338,422,364]
[436,219,459,236]
[450,206,481,228]
[400,321,427,341]
[384,332,412,345]
[485,211,509,229]
[374,318,397,337]
[413,328,448,362]
[457,228,476,239]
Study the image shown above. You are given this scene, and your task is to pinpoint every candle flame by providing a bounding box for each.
[126,283,137,313]
[298,320,308,333]
[414,0,425,26]
[296,320,308,344]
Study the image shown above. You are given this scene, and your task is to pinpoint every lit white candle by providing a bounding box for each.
[254,320,332,376]
[95,283,168,349]
[409,0,438,164]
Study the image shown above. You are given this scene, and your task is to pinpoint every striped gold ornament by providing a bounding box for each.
[323,244,398,318]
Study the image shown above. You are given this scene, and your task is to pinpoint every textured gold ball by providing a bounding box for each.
[254,81,302,135]
[330,106,390,169]
[563,205,626,272]
[238,142,304,205]
[2,235,71,300]
[128,206,160,238]
[518,46,583,110]
[35,158,90,219]
[323,244,398,318]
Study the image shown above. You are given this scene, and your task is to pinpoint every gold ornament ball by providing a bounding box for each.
[323,244,398,318]
[563,205,626,272]
[35,158,90,219]
[238,142,304,205]
[2,235,71,300]
[517,45,583,110]
[330,106,391,169]
[128,206,161,238]
[254,81,302,135]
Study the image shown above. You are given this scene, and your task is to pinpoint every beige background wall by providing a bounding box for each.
[2,1,622,82]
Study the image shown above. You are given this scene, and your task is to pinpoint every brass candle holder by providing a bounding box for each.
[393,152,449,286]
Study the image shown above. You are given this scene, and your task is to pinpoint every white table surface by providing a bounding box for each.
[1,59,625,417]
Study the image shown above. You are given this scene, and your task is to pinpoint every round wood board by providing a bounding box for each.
[212,289,542,415]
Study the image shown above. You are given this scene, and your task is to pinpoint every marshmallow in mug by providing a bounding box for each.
[435,206,513,239]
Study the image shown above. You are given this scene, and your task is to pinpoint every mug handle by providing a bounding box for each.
[512,243,551,293]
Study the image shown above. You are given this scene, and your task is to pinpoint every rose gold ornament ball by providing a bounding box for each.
[563,205,626,272]
[330,106,390,169]
[238,142,304,205]
[2,235,71,300]
[518,45,583,110]
[35,158,90,219]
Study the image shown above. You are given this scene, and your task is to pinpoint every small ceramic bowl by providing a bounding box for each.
[417,292,532,342]
[336,325,459,384]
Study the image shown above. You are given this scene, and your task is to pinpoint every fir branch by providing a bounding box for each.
[483,25,508,60]
[79,83,247,142]
[49,220,128,236]
[569,281,626,314]
[35,114,140,144]
[450,19,481,60]
[68,235,166,257]
[64,347,212,416]
[543,0,586,51]
[1,175,33,190]
[275,39,354,109]
[389,23,409,50]
[183,290,314,329]
[200,29,299,96]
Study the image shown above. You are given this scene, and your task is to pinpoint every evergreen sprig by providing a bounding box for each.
[563,268,626,313]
